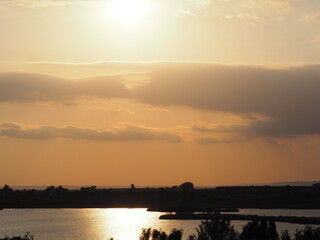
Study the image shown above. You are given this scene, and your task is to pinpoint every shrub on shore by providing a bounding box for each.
[3,220,320,240]
[0,232,34,240]
[136,218,320,240]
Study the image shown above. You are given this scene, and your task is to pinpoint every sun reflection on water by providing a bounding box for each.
[91,208,157,240]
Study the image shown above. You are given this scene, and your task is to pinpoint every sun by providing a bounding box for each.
[110,0,147,24]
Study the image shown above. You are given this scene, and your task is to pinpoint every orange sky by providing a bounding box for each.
[0,0,319,186]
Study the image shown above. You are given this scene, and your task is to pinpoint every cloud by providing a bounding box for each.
[240,0,294,13]
[1,63,320,138]
[196,137,245,144]
[0,0,97,7]
[0,123,59,139]
[223,13,262,22]
[132,63,320,138]
[313,34,320,48]
[1,0,215,8]
[236,13,262,21]
[0,122,181,142]
[303,12,320,23]
[188,0,213,7]
[186,0,296,20]
[175,9,196,17]
[192,123,248,133]
[0,72,129,103]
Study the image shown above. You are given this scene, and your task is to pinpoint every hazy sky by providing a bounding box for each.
[0,0,320,186]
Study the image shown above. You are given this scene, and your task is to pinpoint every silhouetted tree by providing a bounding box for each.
[109,221,320,240]
[0,232,34,240]
[80,186,96,192]
[268,220,279,240]
[140,228,152,240]
[44,186,55,192]
[152,229,161,240]
[312,183,320,188]
[192,218,239,240]
[2,185,13,193]
[281,230,292,240]
[294,225,320,240]
[179,182,194,191]
[257,218,269,240]
[168,229,183,240]
[138,228,183,240]
[56,186,68,193]
[240,218,280,240]
[159,231,168,240]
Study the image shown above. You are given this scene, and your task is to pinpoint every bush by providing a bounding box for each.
[139,228,183,240]
[294,225,320,240]
[0,232,34,240]
[191,218,239,240]
[137,220,320,240]
[240,218,279,240]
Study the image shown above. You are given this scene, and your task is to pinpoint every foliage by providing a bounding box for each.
[3,219,320,240]
[168,229,183,240]
[281,230,292,240]
[139,228,183,240]
[239,218,279,240]
[294,225,320,240]
[0,232,34,240]
[191,218,239,240]
[140,219,320,240]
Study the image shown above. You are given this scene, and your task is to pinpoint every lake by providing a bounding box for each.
[1,208,320,240]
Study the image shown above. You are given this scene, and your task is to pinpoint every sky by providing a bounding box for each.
[0,0,320,187]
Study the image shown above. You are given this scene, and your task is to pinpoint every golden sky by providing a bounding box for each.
[0,0,320,186]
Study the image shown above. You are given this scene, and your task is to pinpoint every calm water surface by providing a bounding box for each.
[1,208,320,240]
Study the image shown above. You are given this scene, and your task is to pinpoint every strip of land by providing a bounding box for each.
[159,213,320,225]
[147,207,239,212]
[1,186,320,209]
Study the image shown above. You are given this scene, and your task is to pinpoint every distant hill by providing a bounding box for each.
[10,185,130,190]
[200,181,320,188]
[266,180,320,186]
[232,180,320,187]
[7,180,320,190]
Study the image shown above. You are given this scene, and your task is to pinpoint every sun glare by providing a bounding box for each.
[95,208,155,239]
[111,0,147,24]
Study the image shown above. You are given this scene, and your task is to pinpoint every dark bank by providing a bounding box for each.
[1,183,320,210]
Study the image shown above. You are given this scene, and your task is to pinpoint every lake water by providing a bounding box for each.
[1,208,320,240]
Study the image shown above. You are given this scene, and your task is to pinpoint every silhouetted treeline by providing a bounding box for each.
[134,218,319,240]
[1,184,320,209]
[2,219,320,240]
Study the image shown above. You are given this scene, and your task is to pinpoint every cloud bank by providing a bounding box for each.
[0,0,98,7]
[0,122,181,142]
[1,63,320,138]
[304,12,320,23]
[192,123,249,133]
[134,64,320,137]
[0,72,129,103]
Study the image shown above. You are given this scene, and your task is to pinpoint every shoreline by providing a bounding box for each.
[159,213,320,225]
[3,206,319,210]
